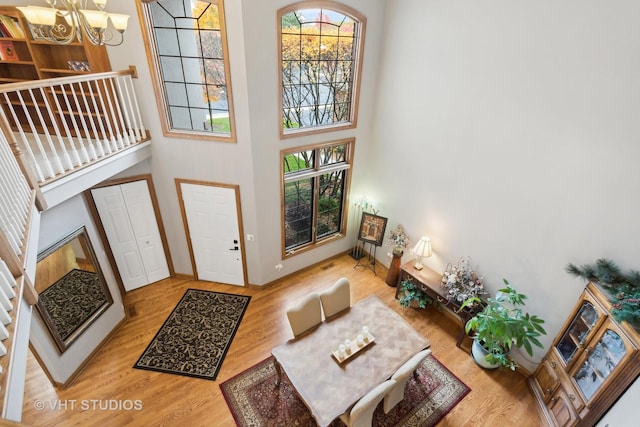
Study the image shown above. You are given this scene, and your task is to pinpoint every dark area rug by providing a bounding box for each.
[38,269,108,341]
[133,289,251,381]
[220,354,470,426]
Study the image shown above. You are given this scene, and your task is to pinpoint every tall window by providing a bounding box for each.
[282,139,353,256]
[140,0,235,141]
[278,3,366,137]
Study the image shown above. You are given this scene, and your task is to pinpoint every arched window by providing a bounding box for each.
[278,2,366,138]
[139,0,235,141]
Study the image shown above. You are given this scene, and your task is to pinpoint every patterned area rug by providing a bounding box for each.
[39,269,109,341]
[221,354,470,426]
[133,289,251,381]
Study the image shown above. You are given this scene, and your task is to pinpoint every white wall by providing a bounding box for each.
[368,0,640,368]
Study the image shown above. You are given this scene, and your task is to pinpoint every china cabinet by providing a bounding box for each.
[529,282,639,426]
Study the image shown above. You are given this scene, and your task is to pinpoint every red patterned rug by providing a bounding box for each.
[220,354,470,426]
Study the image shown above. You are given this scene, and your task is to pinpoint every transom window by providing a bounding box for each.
[140,0,235,141]
[282,140,354,256]
[278,3,366,137]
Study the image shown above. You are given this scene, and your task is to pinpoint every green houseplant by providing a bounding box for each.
[460,279,547,370]
[398,279,433,309]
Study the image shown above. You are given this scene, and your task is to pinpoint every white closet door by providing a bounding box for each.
[92,181,169,291]
[120,181,170,284]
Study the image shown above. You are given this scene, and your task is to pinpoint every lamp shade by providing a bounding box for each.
[412,236,432,258]
[108,13,129,32]
[80,9,109,29]
[412,236,432,270]
[17,6,58,26]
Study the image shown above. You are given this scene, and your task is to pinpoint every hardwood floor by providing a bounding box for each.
[21,254,544,426]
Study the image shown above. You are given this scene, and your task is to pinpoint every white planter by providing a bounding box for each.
[471,339,501,369]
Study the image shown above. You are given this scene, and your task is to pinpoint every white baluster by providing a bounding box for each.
[0,261,16,288]
[78,81,105,158]
[0,95,45,182]
[0,322,8,340]
[102,78,124,149]
[69,83,98,161]
[126,75,145,140]
[109,77,131,146]
[0,137,30,195]
[27,88,65,175]
[50,83,82,168]
[0,288,12,311]
[115,76,137,142]
[0,271,16,299]
[59,83,90,164]
[93,79,118,152]
[84,80,111,155]
[38,86,74,172]
[0,131,31,210]
[0,304,11,325]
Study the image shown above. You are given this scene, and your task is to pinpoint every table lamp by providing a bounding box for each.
[411,236,432,270]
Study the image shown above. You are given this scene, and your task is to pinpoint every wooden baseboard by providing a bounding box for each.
[173,273,195,280]
[259,250,368,288]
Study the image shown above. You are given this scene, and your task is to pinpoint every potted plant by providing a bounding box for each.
[384,224,411,286]
[386,224,411,257]
[441,257,489,304]
[398,279,433,309]
[460,279,547,370]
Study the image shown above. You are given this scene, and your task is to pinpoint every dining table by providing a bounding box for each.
[271,294,430,427]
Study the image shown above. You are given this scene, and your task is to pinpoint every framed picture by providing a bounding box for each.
[358,212,388,246]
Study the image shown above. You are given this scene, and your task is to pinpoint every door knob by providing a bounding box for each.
[229,246,239,251]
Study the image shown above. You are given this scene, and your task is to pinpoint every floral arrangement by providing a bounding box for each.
[386,224,411,254]
[441,257,489,304]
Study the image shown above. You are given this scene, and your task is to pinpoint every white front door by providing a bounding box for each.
[179,182,245,286]
[92,180,170,291]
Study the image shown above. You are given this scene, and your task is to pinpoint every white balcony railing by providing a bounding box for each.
[0,68,148,186]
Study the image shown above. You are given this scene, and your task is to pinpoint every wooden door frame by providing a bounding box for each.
[85,174,175,297]
[175,178,248,286]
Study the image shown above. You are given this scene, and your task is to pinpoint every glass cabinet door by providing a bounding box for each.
[555,298,604,366]
[571,321,632,403]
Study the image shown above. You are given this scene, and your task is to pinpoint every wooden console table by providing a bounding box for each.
[394,260,484,350]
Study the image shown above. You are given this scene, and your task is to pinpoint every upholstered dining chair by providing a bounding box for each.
[285,293,323,338]
[339,379,396,427]
[383,348,432,413]
[319,277,351,319]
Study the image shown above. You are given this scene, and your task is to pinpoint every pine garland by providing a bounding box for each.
[566,259,640,329]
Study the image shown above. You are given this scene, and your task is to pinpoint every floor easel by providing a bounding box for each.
[352,240,378,275]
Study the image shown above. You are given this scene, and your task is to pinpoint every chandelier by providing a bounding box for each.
[17,0,129,46]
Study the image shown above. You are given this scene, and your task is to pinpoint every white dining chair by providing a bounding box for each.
[319,277,351,319]
[339,379,395,427]
[383,348,432,413]
[285,293,323,338]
